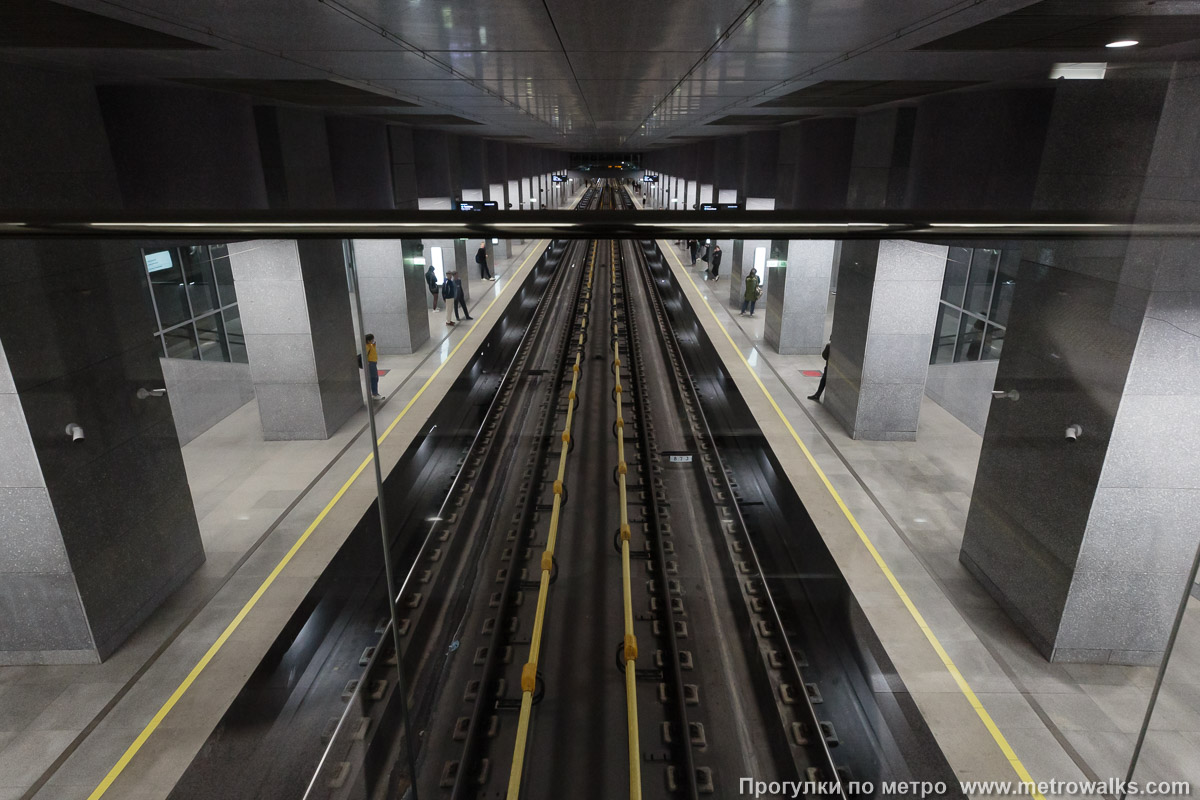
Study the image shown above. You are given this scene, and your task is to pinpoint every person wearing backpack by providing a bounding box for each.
[426,264,440,310]
[476,242,494,281]
[809,342,830,402]
[707,244,723,281]
[441,273,456,326]
[740,268,761,316]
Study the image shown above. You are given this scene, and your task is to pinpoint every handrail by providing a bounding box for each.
[611,240,644,800]
[504,241,595,800]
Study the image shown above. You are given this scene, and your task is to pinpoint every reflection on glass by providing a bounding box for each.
[223,305,248,364]
[163,324,199,360]
[195,312,229,362]
[209,244,237,307]
[964,249,1000,316]
[989,249,1020,328]
[181,245,218,315]
[146,249,190,328]
[958,313,986,361]
[931,303,960,364]
[941,247,970,306]
[983,323,1005,360]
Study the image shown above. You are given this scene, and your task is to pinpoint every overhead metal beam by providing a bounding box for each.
[0,210,1193,240]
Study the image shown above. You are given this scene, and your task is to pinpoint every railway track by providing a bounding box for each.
[168,182,961,800]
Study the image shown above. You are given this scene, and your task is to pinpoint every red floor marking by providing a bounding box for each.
[801,370,823,377]
[377,369,390,377]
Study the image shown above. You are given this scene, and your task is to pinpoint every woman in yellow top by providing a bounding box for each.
[365,334,382,400]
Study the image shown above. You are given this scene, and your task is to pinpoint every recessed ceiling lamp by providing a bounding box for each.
[1105,39,1138,47]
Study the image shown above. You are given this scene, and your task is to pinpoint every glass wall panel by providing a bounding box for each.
[181,245,218,315]
[963,248,1000,316]
[223,305,248,364]
[146,249,190,328]
[163,324,199,360]
[196,312,229,362]
[210,243,236,306]
[940,246,971,305]
[931,303,960,364]
[957,313,987,361]
[144,244,242,364]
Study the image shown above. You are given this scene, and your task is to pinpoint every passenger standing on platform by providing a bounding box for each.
[441,273,456,326]
[476,242,494,281]
[741,268,761,316]
[707,245,723,281]
[688,239,698,265]
[453,272,472,321]
[808,342,830,402]
[426,264,440,310]
[365,334,382,400]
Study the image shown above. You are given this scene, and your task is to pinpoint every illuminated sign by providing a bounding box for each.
[699,203,742,211]
[145,250,175,272]
[457,201,499,211]
[552,175,565,183]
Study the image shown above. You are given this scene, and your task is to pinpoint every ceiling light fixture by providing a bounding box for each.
[1105,40,1138,48]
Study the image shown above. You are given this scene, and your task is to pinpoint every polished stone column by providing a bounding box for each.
[764,240,836,355]
[825,240,946,441]
[228,240,361,440]
[959,64,1199,666]
[0,241,204,664]
[351,240,431,355]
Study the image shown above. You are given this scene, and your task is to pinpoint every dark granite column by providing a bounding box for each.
[764,240,837,355]
[825,240,946,440]
[228,240,361,440]
[960,65,1200,665]
[0,62,204,664]
[351,240,431,355]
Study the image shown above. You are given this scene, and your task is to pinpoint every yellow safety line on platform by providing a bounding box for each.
[661,243,1046,800]
[611,241,643,800]
[87,241,549,800]
[505,241,593,800]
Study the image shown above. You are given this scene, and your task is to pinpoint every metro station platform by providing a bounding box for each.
[657,239,1200,796]
[5,225,1196,800]
[0,234,558,800]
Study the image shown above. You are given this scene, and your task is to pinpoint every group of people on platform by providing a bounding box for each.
[676,238,829,403]
[361,241,500,402]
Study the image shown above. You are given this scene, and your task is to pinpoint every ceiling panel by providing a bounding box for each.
[543,0,747,52]
[919,0,1200,50]
[342,0,562,52]
[178,78,418,106]
[757,79,981,108]
[0,0,212,48]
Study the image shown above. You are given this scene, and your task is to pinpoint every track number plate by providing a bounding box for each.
[667,454,693,463]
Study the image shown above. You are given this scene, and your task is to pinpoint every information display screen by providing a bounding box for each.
[457,201,499,211]
[699,202,742,211]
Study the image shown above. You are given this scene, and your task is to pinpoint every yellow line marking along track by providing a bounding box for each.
[505,240,592,799]
[659,243,1047,800]
[88,241,549,800]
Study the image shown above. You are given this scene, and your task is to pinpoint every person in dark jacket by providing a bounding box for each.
[741,268,761,316]
[452,272,472,321]
[809,342,830,401]
[688,239,699,265]
[707,245,723,281]
[426,264,440,310]
[441,273,456,326]
[476,242,494,281]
